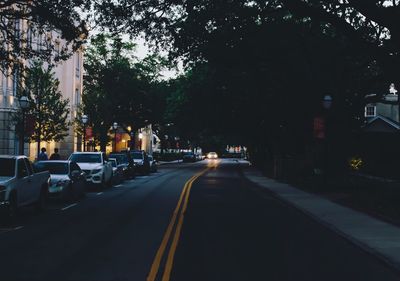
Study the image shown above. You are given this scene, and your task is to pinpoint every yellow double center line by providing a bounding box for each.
[147,165,215,281]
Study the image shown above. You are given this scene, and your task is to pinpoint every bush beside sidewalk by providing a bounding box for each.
[243,166,400,272]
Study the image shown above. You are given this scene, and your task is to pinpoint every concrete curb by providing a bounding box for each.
[158,160,182,165]
[243,168,400,272]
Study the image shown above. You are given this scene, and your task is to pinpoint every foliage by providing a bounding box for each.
[81,34,169,151]
[0,0,89,70]
[15,61,70,155]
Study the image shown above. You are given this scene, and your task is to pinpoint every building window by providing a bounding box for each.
[76,54,80,78]
[75,89,80,105]
[365,105,376,117]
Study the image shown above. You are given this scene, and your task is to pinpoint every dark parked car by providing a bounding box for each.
[34,161,86,201]
[109,158,125,184]
[130,150,150,175]
[183,152,196,162]
[148,155,158,172]
[109,152,136,179]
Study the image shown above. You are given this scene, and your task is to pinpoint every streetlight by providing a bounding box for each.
[18,95,30,155]
[82,114,88,152]
[113,122,118,152]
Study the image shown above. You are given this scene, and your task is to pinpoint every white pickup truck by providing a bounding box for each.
[69,152,113,187]
[0,155,50,218]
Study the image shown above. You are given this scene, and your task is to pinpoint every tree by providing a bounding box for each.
[18,60,70,159]
[0,0,89,71]
[82,34,169,151]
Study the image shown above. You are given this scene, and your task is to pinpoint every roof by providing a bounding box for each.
[0,155,26,159]
[36,160,71,163]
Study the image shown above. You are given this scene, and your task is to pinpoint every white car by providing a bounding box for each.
[207,152,218,159]
[0,155,50,218]
[69,152,113,187]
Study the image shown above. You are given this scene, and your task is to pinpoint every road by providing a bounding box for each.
[0,159,399,281]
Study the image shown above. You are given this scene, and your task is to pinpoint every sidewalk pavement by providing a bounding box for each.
[243,167,400,271]
[158,159,182,165]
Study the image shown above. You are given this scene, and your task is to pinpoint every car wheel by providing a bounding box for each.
[107,174,113,187]
[35,187,47,212]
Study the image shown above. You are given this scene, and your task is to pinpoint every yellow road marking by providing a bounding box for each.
[146,169,207,281]
[161,172,204,281]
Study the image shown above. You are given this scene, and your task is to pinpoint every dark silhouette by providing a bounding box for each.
[38,147,48,161]
[50,148,61,160]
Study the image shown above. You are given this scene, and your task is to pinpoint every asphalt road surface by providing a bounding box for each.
[0,159,399,281]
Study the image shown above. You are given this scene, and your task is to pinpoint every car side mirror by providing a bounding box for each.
[71,170,80,178]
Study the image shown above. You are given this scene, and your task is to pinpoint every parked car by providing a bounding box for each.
[109,158,125,184]
[0,155,50,218]
[109,152,136,179]
[183,152,196,162]
[130,150,150,175]
[207,152,218,159]
[69,152,113,187]
[34,161,86,201]
[148,155,158,172]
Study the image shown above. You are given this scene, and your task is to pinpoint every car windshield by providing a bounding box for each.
[109,154,128,164]
[34,162,68,174]
[0,158,15,177]
[131,152,143,159]
[109,159,117,167]
[148,156,153,161]
[70,154,102,163]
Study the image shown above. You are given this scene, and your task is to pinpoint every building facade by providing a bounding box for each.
[0,18,83,159]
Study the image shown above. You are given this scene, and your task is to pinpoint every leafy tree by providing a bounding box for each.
[16,60,70,159]
[0,0,89,70]
[82,34,169,151]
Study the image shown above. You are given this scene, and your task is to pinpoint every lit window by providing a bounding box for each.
[365,105,376,117]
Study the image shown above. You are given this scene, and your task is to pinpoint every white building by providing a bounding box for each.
[0,19,83,159]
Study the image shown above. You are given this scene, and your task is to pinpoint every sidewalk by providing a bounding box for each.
[243,167,400,271]
[158,159,182,165]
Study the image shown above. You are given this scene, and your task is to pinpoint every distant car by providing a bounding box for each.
[34,161,86,201]
[130,150,150,175]
[207,152,218,159]
[69,152,113,187]
[183,152,196,162]
[148,155,158,172]
[109,158,125,184]
[109,152,136,179]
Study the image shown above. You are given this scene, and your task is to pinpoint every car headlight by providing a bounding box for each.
[92,169,102,174]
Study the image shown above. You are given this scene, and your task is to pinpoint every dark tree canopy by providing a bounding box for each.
[0,0,89,70]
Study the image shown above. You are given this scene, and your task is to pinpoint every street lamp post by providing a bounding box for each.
[18,96,30,155]
[130,131,135,150]
[322,94,333,183]
[82,115,88,152]
[113,122,118,152]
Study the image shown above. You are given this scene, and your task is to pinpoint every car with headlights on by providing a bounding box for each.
[34,161,86,201]
[69,152,113,187]
[207,152,218,159]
